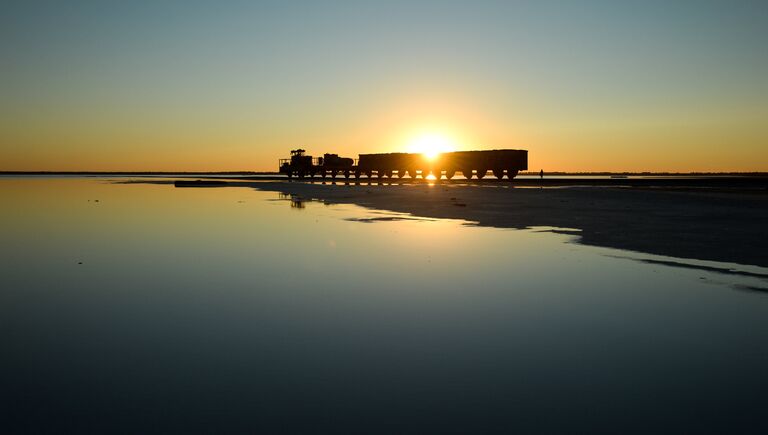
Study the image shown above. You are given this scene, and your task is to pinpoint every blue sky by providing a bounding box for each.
[1,0,766,171]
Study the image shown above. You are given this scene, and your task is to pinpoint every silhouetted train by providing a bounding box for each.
[279,148,528,180]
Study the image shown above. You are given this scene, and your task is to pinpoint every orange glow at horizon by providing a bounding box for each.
[405,132,457,160]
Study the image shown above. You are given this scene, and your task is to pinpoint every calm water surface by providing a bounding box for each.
[1,178,767,434]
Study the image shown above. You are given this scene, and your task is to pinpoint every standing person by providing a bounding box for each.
[539,169,544,179]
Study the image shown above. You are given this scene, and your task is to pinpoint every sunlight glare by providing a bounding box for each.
[406,133,456,160]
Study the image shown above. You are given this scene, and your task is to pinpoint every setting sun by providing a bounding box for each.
[406,133,457,160]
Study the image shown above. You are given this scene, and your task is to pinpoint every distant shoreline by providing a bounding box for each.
[0,171,276,176]
[2,171,767,176]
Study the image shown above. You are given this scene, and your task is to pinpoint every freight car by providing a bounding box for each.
[279,149,527,180]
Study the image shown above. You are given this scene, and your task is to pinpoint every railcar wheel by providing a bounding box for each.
[476,169,487,179]
[344,170,350,179]
[397,169,407,178]
[331,170,337,179]
[354,171,361,179]
[493,168,504,179]
[445,170,455,180]
[462,169,473,179]
[433,170,441,180]
[507,169,518,179]
[421,170,430,179]
[382,169,392,178]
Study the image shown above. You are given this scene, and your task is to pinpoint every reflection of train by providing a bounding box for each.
[279,149,528,180]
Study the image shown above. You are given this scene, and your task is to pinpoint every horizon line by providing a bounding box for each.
[2,170,768,176]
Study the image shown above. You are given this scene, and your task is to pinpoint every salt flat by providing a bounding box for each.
[243,178,768,268]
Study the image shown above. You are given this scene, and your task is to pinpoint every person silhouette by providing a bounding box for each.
[539,169,544,179]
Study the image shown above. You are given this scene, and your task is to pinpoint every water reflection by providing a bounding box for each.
[278,191,305,209]
[1,178,767,434]
[315,180,403,186]
[251,180,768,268]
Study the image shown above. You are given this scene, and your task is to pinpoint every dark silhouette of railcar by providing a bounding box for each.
[357,149,527,179]
[279,149,354,179]
[279,149,527,180]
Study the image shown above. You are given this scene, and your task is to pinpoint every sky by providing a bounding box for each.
[1,0,767,172]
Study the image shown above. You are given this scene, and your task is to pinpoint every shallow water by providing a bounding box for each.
[1,178,767,434]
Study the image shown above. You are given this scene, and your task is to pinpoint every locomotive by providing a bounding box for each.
[279,149,355,179]
[279,148,528,180]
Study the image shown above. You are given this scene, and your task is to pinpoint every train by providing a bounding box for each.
[279,148,528,180]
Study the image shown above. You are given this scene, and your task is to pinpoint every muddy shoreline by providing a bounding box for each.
[247,180,768,268]
[120,177,768,267]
